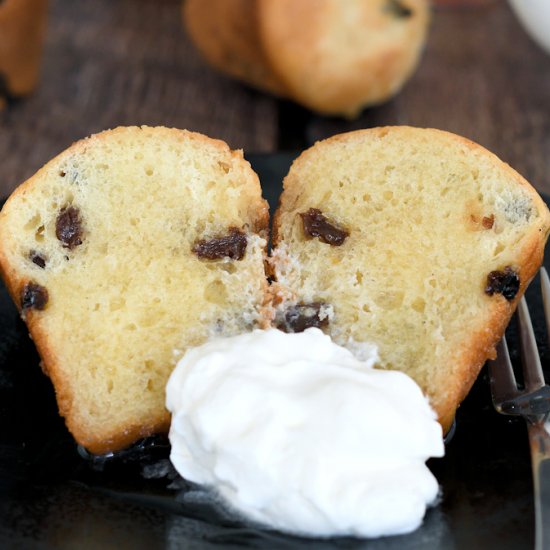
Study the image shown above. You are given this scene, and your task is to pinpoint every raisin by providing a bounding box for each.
[278,302,329,333]
[193,228,247,260]
[485,267,520,301]
[385,0,413,18]
[29,250,46,269]
[56,206,83,249]
[300,208,349,246]
[21,282,49,311]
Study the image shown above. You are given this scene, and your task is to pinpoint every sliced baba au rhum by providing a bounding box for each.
[0,124,548,453]
[270,126,550,431]
[0,126,270,454]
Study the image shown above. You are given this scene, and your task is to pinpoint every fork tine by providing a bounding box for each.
[540,267,550,347]
[517,296,545,391]
[489,337,518,404]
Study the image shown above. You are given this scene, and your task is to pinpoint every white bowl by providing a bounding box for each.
[508,0,550,55]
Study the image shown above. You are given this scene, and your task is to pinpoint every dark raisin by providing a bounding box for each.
[193,228,247,260]
[56,206,83,249]
[485,266,520,301]
[29,250,47,269]
[385,0,413,18]
[300,208,349,246]
[278,302,329,333]
[21,282,49,311]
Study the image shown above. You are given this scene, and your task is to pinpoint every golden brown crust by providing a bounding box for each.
[71,413,172,456]
[437,227,548,431]
[438,299,515,432]
[0,0,48,98]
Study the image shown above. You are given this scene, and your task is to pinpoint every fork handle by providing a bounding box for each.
[527,420,550,550]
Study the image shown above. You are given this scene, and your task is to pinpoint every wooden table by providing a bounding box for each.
[1,0,549,198]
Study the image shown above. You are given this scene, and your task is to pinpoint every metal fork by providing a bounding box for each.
[489,267,550,550]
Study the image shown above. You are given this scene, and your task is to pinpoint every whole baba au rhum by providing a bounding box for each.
[183,0,430,117]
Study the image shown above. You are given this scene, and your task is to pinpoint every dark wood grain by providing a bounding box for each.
[1,0,550,199]
[0,0,278,197]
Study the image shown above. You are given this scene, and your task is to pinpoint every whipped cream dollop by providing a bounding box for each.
[166,328,444,539]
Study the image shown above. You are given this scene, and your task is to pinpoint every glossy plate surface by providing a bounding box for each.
[0,153,547,549]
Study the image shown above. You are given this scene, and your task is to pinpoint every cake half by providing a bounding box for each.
[0,126,270,454]
[270,127,550,431]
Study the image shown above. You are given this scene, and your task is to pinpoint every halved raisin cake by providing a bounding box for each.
[270,127,550,431]
[0,126,270,453]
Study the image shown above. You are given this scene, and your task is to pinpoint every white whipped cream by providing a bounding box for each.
[166,328,444,539]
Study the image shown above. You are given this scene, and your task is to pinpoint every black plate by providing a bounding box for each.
[0,153,547,549]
